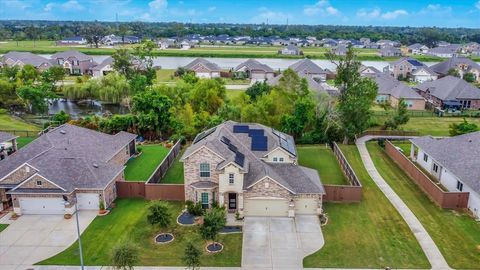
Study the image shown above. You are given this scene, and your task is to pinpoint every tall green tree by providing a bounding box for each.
[17,84,56,113]
[245,81,271,101]
[132,90,173,138]
[383,99,410,130]
[281,98,316,140]
[82,23,106,48]
[112,49,134,78]
[199,207,226,246]
[183,241,201,270]
[111,242,139,270]
[146,201,172,230]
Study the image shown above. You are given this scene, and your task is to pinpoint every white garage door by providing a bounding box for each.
[77,193,100,210]
[243,198,289,217]
[294,198,319,215]
[19,197,64,215]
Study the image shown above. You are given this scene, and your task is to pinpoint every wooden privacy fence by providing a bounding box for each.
[116,181,185,201]
[147,140,181,184]
[322,143,362,203]
[0,130,39,137]
[385,141,469,209]
[357,130,420,138]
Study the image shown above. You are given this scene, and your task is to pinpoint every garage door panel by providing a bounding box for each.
[19,198,65,215]
[77,193,100,210]
[294,198,318,215]
[244,198,288,217]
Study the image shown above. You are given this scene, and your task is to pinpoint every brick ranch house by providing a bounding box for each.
[181,121,325,217]
[0,124,136,215]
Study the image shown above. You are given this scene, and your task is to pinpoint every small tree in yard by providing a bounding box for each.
[147,201,172,230]
[111,242,139,270]
[383,99,410,130]
[183,240,201,270]
[199,207,226,247]
[449,118,479,136]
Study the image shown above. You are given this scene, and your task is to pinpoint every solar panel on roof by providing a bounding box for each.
[193,127,216,144]
[407,59,423,67]
[233,125,249,133]
[248,129,264,137]
[234,152,245,167]
[251,135,268,151]
[228,144,238,152]
[220,136,230,144]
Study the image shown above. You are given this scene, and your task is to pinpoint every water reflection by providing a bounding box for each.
[48,99,129,117]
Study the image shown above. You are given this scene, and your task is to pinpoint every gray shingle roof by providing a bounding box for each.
[0,124,137,193]
[2,51,52,68]
[0,132,18,143]
[235,59,274,73]
[415,75,480,101]
[181,121,324,194]
[51,50,93,62]
[92,56,113,71]
[289,59,328,75]
[184,58,221,72]
[369,73,423,100]
[411,132,480,194]
[430,56,480,75]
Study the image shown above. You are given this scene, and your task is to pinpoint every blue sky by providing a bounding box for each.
[1,0,479,28]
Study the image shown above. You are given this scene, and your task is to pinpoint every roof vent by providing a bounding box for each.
[92,163,99,168]
[60,130,66,134]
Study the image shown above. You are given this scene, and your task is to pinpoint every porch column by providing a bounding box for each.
[11,138,17,152]
[219,192,225,207]
[238,193,244,215]
[410,144,415,161]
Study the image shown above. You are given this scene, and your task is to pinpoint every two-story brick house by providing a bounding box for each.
[51,50,97,75]
[0,124,136,215]
[181,121,325,217]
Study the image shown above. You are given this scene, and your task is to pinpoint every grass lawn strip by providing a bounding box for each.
[124,144,170,181]
[0,224,8,232]
[39,199,242,266]
[367,143,480,269]
[303,144,429,269]
[0,114,41,131]
[296,145,348,185]
[161,148,185,184]
[16,137,36,149]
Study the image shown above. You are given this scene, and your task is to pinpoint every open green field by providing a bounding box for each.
[155,69,179,83]
[226,89,246,100]
[367,143,480,269]
[303,144,429,269]
[39,199,242,267]
[371,116,480,136]
[161,149,185,184]
[2,40,473,61]
[124,144,170,181]
[0,114,41,131]
[0,224,8,233]
[297,145,348,185]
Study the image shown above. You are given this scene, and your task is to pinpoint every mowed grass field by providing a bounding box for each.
[367,143,480,269]
[39,199,242,267]
[303,144,429,269]
[296,145,348,185]
[0,114,41,131]
[124,144,170,181]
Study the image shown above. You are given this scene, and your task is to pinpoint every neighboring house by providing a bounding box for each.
[379,46,402,57]
[377,40,400,48]
[428,44,461,58]
[0,132,18,162]
[414,75,480,110]
[180,41,192,50]
[407,43,429,55]
[1,51,53,71]
[184,58,221,78]
[367,73,426,110]
[461,42,480,54]
[266,71,338,97]
[279,44,303,55]
[410,132,480,218]
[289,58,330,82]
[157,38,176,49]
[430,56,480,83]
[0,124,137,215]
[56,36,87,46]
[51,50,97,75]
[384,57,437,82]
[235,59,275,81]
[332,45,348,56]
[91,57,114,77]
[359,65,381,76]
[180,121,325,217]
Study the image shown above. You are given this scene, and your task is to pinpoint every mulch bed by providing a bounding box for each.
[154,233,174,244]
[177,211,196,225]
[205,242,224,253]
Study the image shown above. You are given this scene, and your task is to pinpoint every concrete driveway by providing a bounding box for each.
[242,216,324,270]
[0,211,97,270]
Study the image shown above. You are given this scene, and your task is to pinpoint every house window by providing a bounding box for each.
[201,192,209,209]
[36,180,42,186]
[229,173,234,185]
[273,157,278,162]
[279,157,284,162]
[199,163,210,178]
[433,163,438,173]
[456,181,463,191]
[423,153,428,162]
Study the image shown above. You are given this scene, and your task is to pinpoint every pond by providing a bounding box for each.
[48,99,129,117]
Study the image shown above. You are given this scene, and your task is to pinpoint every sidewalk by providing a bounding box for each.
[355,136,450,270]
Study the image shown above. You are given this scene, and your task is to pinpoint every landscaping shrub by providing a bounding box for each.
[377,139,385,148]
[183,240,201,270]
[186,200,204,216]
[147,201,172,229]
[111,242,139,270]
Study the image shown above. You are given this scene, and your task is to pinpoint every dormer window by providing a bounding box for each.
[273,157,278,162]
[199,163,210,178]
[36,180,42,186]
[279,157,284,162]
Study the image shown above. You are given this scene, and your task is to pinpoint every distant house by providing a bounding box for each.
[379,46,402,57]
[184,58,221,78]
[321,38,338,48]
[0,132,18,162]
[332,45,348,56]
[377,40,400,48]
[56,36,87,46]
[288,58,330,82]
[428,44,461,58]
[51,50,97,75]
[410,132,480,218]
[181,121,325,217]
[407,43,429,55]
[279,44,303,55]
[235,59,275,81]
[91,57,114,77]
[414,75,480,110]
[430,56,480,83]
[359,65,381,76]
[461,42,480,54]
[157,38,176,49]
[180,40,192,50]
[367,73,425,110]
[384,57,437,82]
[2,51,53,71]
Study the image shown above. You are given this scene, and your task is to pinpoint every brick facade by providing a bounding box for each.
[18,175,59,189]
[1,164,36,185]
[243,177,292,199]
[109,144,130,166]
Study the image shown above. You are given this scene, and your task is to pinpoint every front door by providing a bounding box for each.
[228,193,237,211]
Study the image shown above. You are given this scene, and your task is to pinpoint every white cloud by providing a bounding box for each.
[208,6,216,12]
[5,0,31,10]
[61,0,85,11]
[381,9,408,19]
[475,1,480,10]
[356,8,381,19]
[138,12,153,21]
[253,7,291,24]
[149,0,168,10]
[303,0,340,16]
[418,4,452,15]
[44,2,54,12]
[357,8,408,20]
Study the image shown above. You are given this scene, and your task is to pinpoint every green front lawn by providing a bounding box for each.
[161,149,185,184]
[367,143,480,269]
[303,144,430,269]
[16,137,36,149]
[297,145,348,185]
[124,144,170,181]
[39,199,242,267]
[391,140,411,154]
[226,90,246,100]
[0,224,8,232]
[0,114,41,131]
[156,69,179,83]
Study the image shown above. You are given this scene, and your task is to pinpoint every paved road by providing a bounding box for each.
[356,136,451,270]
[242,216,324,270]
[0,211,97,270]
